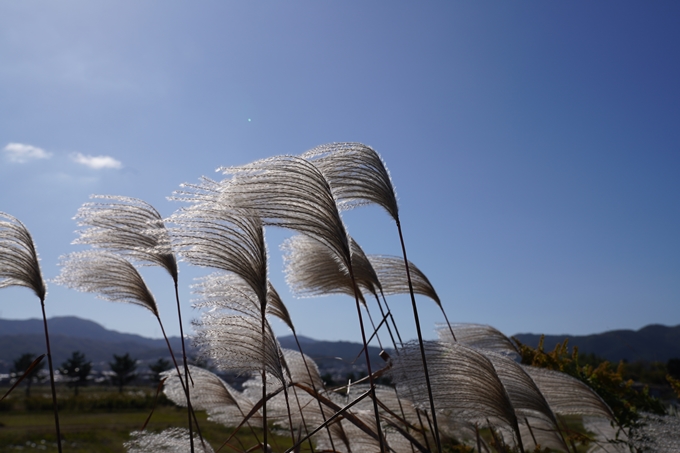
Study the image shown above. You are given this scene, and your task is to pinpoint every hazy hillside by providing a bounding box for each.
[0,317,385,379]
[0,316,189,372]
[513,324,680,362]
[2,317,678,376]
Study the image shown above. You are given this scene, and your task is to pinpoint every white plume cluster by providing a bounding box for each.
[44,142,670,453]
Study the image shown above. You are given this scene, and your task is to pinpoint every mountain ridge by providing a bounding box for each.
[1,317,678,373]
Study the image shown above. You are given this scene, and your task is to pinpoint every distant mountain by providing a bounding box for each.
[513,324,680,363]
[3,316,678,377]
[0,317,388,380]
[0,316,190,372]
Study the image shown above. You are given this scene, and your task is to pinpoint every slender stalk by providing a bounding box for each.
[260,305,268,453]
[292,334,337,451]
[157,316,204,449]
[174,282,195,453]
[374,294,399,352]
[380,292,404,347]
[364,304,384,350]
[289,381,315,452]
[40,299,62,453]
[392,387,416,453]
[396,220,442,453]
[524,417,538,448]
[440,307,457,342]
[348,264,386,453]
[281,385,301,450]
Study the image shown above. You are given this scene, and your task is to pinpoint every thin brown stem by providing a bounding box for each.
[41,299,62,453]
[174,281,195,453]
[293,333,337,451]
[395,220,441,453]
[348,263,386,453]
[157,315,205,450]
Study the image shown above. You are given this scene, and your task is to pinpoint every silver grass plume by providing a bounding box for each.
[56,250,159,315]
[265,282,295,332]
[0,212,46,299]
[54,251,192,407]
[481,352,559,426]
[216,155,351,271]
[268,283,341,450]
[0,212,62,452]
[302,144,441,451]
[169,203,267,304]
[163,365,261,426]
[346,383,430,452]
[506,417,568,452]
[71,195,196,451]
[282,233,392,353]
[192,282,285,385]
[196,274,295,331]
[258,350,343,445]
[437,323,519,358]
[521,366,615,420]
[217,154,385,450]
[73,195,177,280]
[169,196,273,450]
[282,234,380,303]
[368,255,440,309]
[370,253,456,342]
[125,428,214,453]
[301,142,398,219]
[480,352,568,451]
[390,341,523,450]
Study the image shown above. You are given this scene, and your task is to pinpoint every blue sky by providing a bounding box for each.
[1,1,678,344]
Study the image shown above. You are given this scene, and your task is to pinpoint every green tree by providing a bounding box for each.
[11,353,45,397]
[109,353,137,393]
[60,351,92,396]
[148,357,171,384]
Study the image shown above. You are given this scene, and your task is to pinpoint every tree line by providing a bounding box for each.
[7,351,172,396]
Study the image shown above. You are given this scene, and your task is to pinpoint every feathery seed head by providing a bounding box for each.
[55,250,159,316]
[73,195,177,281]
[169,203,268,305]
[0,212,46,300]
[217,155,352,270]
[368,254,440,307]
[301,142,399,221]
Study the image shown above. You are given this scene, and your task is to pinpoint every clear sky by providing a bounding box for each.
[1,1,678,345]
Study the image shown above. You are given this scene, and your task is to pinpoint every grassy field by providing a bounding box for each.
[0,385,307,453]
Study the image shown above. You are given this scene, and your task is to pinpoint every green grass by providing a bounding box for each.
[0,386,310,453]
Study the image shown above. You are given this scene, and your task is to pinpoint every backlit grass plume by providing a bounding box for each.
[0,212,62,452]
[282,234,393,351]
[163,365,261,428]
[437,323,519,357]
[217,156,351,268]
[301,142,398,219]
[72,195,195,451]
[170,200,276,450]
[302,142,442,451]
[56,250,159,314]
[0,212,46,299]
[73,195,177,279]
[125,428,214,453]
[390,340,523,451]
[521,366,616,421]
[54,250,199,445]
[481,352,568,450]
[217,155,386,450]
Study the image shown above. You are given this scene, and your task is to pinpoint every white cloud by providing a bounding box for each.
[3,142,52,163]
[71,152,122,170]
